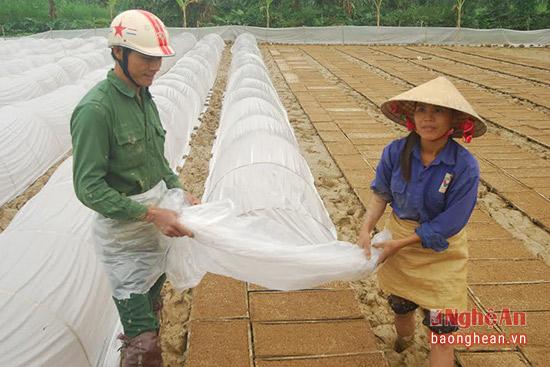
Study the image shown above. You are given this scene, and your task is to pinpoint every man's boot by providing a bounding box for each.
[153,298,163,324]
[119,330,163,367]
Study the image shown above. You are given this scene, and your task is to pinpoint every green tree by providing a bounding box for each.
[372,0,383,26]
[48,0,57,19]
[261,0,273,27]
[108,0,118,19]
[175,0,199,27]
[453,0,466,29]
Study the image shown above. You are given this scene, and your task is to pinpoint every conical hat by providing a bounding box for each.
[380,77,487,138]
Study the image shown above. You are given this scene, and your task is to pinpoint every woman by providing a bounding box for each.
[358,76,487,367]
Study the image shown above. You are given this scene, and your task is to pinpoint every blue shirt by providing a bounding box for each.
[371,138,479,252]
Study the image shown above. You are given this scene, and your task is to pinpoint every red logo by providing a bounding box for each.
[113,21,126,38]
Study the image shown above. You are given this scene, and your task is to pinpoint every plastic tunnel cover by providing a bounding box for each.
[219,96,288,134]
[222,86,286,116]
[205,164,336,241]
[212,114,297,159]
[0,32,222,366]
[205,132,315,196]
[226,63,274,91]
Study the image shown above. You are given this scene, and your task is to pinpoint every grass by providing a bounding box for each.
[0,0,110,36]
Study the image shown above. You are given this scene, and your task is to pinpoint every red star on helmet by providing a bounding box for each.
[113,21,126,37]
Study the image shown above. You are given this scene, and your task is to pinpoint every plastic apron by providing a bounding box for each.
[377,212,469,312]
[93,181,168,300]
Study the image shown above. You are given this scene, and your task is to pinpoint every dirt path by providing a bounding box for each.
[160,44,231,367]
[266,44,550,367]
[262,46,430,367]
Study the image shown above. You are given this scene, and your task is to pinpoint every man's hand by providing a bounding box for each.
[372,240,402,264]
[145,207,193,238]
[358,228,374,258]
[185,192,201,206]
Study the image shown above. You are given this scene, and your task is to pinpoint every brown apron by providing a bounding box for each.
[377,212,469,312]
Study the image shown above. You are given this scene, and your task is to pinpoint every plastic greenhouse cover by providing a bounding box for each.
[154,77,203,115]
[212,114,297,157]
[0,158,120,367]
[226,63,275,90]
[0,49,112,107]
[157,69,208,102]
[226,77,281,101]
[161,190,379,292]
[172,56,212,87]
[0,36,106,60]
[157,33,197,76]
[222,86,286,117]
[230,53,266,72]
[0,32,206,206]
[204,164,336,242]
[0,35,222,366]
[187,44,218,67]
[219,96,287,130]
[0,40,106,77]
[24,25,550,46]
[0,67,110,206]
[205,132,315,196]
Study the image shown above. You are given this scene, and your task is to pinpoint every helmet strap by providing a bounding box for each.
[112,47,140,89]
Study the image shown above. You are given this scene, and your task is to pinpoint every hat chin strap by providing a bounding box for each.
[112,48,141,89]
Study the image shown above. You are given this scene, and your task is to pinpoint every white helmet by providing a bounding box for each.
[107,9,175,57]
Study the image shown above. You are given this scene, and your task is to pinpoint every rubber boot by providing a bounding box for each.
[118,331,163,367]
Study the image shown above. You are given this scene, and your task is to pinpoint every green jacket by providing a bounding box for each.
[70,70,182,221]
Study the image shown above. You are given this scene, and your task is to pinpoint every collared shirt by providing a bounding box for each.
[70,70,182,221]
[371,137,479,251]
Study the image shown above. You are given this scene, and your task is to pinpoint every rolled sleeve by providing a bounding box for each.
[415,223,449,252]
[415,163,480,252]
[71,103,148,221]
[163,168,183,190]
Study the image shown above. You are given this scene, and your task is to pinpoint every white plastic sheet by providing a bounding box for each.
[27,26,550,46]
[0,48,112,107]
[208,32,338,249]
[0,67,110,206]
[0,32,217,206]
[0,159,119,367]
[161,190,379,291]
[151,33,224,167]
[0,33,223,367]
[94,181,169,299]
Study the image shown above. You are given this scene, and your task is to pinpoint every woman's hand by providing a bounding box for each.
[357,192,388,259]
[372,240,403,264]
[358,228,374,258]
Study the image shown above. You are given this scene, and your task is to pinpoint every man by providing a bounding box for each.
[71,9,198,366]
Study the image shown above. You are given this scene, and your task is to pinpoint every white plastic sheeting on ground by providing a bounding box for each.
[0,47,112,107]
[0,67,110,206]
[157,33,197,77]
[162,191,380,291]
[0,40,104,78]
[151,33,223,167]
[0,159,121,367]
[0,36,101,61]
[0,34,223,366]
[204,33,334,236]
[0,33,210,206]
[163,33,379,292]
[27,26,550,46]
